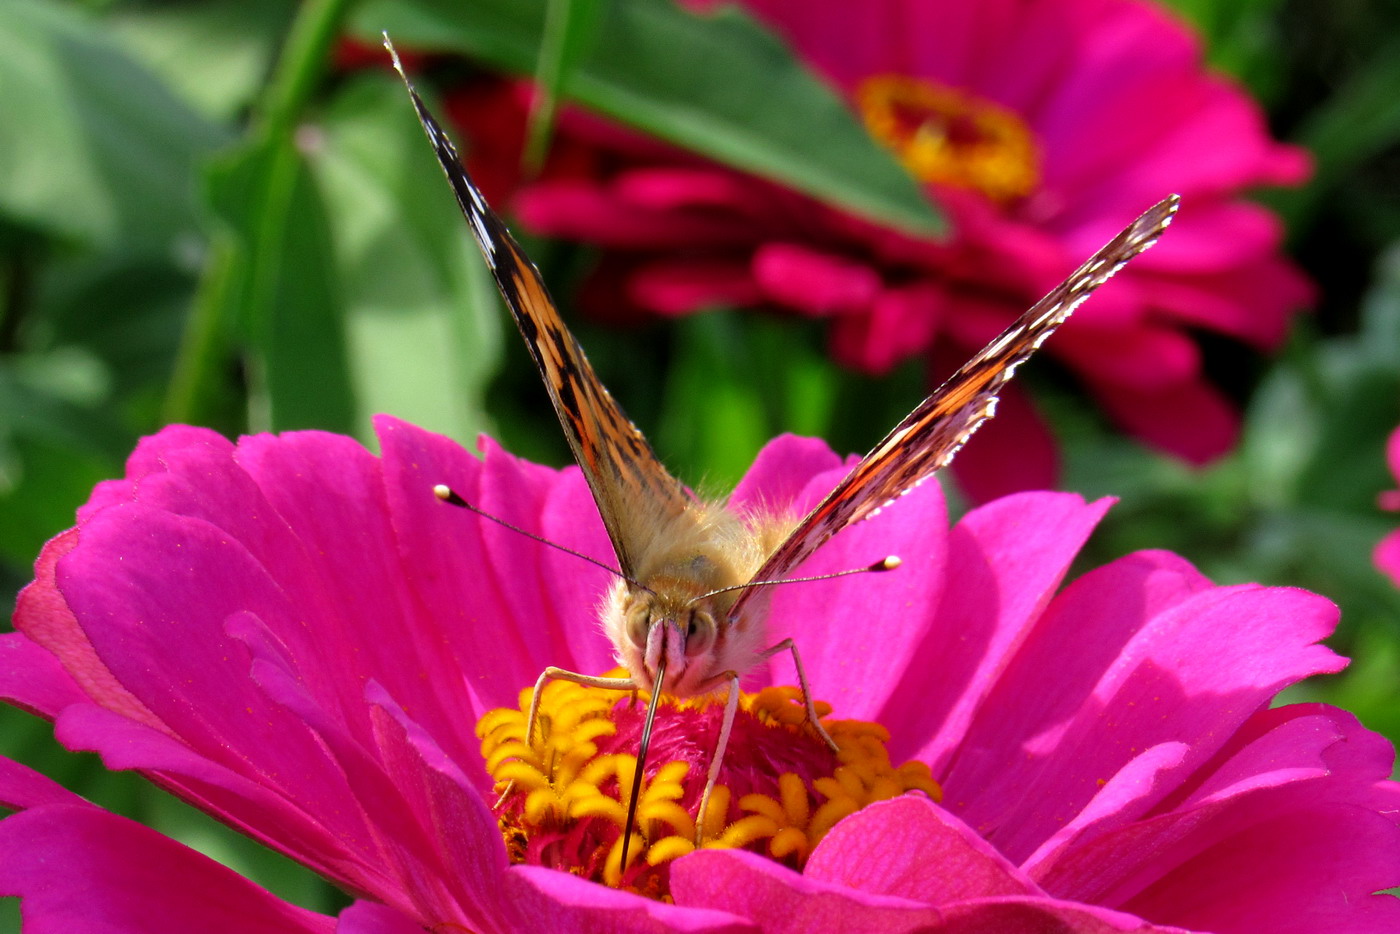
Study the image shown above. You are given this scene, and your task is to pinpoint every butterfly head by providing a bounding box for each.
[606,578,721,697]
[603,564,768,699]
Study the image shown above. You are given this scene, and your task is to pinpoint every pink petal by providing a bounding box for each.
[1137,258,1313,349]
[806,795,1036,901]
[476,436,621,678]
[517,181,752,247]
[765,474,950,718]
[728,434,847,516]
[626,257,764,314]
[1121,798,1400,933]
[509,865,757,933]
[673,847,1188,933]
[953,575,1343,863]
[362,682,513,929]
[832,282,946,374]
[1177,703,1389,807]
[1047,75,1267,208]
[51,702,382,898]
[375,417,614,710]
[672,848,949,933]
[751,242,882,316]
[234,429,480,768]
[1031,705,1400,934]
[892,492,1114,765]
[1376,529,1400,588]
[55,505,346,774]
[1055,324,1199,391]
[74,424,233,521]
[947,382,1060,501]
[0,755,87,811]
[0,805,336,933]
[614,167,773,215]
[1109,201,1286,275]
[0,631,86,720]
[1089,378,1240,464]
[231,631,470,921]
[335,901,429,934]
[930,897,1195,933]
[12,530,158,727]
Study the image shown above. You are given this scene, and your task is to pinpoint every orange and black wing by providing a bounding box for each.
[732,195,1180,614]
[389,39,693,578]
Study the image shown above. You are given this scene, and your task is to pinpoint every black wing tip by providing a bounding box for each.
[1098,193,1180,273]
[383,33,510,268]
[1140,193,1181,237]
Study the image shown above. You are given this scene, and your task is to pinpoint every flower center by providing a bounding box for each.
[856,74,1040,202]
[477,670,941,898]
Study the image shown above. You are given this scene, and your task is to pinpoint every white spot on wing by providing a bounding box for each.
[468,211,495,266]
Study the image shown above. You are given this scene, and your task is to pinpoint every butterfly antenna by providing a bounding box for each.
[689,555,901,606]
[619,656,666,876]
[433,484,652,592]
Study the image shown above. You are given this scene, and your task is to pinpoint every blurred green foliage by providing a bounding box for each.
[1,0,1399,923]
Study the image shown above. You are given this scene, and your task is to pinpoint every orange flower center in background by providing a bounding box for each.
[477,671,941,899]
[857,74,1041,202]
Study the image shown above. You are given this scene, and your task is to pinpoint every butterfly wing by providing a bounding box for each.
[732,195,1180,614]
[389,42,693,578]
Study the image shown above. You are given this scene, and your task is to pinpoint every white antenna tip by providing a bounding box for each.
[432,483,452,501]
[878,555,902,571]
[382,32,405,76]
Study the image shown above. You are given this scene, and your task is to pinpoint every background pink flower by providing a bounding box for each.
[486,0,1313,501]
[1374,426,1400,587]
[2,420,1396,931]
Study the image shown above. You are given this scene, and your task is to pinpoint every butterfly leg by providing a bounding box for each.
[495,666,636,810]
[694,670,742,848]
[759,638,838,754]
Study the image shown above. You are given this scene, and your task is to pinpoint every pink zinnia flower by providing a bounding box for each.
[2,419,1396,931]
[504,0,1312,500]
[1374,427,1400,587]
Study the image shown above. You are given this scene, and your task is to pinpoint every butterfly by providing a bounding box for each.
[384,35,1178,871]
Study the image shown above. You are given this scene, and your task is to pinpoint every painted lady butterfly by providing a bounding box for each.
[386,36,1177,863]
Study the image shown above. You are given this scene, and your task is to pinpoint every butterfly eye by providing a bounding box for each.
[625,601,651,649]
[684,610,716,657]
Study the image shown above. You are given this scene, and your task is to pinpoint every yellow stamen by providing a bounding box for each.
[856,74,1041,202]
[700,784,731,842]
[778,772,810,826]
[647,836,695,865]
[738,793,788,827]
[770,826,808,861]
[477,669,943,897]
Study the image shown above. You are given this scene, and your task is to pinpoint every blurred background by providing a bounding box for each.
[2,0,1399,921]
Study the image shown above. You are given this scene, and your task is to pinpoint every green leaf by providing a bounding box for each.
[313,75,502,444]
[1158,0,1292,101]
[1270,35,1400,228]
[523,0,603,171]
[41,257,196,398]
[655,312,840,489]
[657,312,774,490]
[0,353,126,572]
[1358,243,1400,369]
[356,0,942,237]
[105,0,294,122]
[0,0,227,252]
[203,137,356,433]
[1244,247,1400,514]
